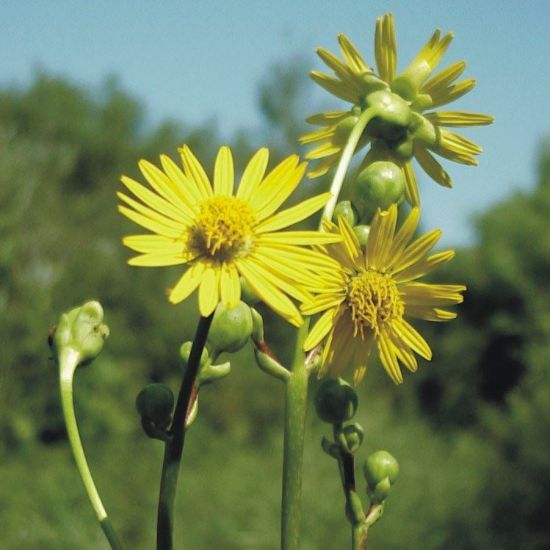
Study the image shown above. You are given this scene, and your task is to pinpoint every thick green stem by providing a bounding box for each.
[281,320,310,550]
[59,349,123,550]
[352,524,367,550]
[321,107,376,222]
[156,314,213,550]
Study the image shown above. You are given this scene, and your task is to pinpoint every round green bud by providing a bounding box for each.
[207,301,253,354]
[314,378,358,424]
[363,450,399,487]
[333,115,359,146]
[179,341,209,367]
[340,423,365,454]
[333,200,359,227]
[239,276,261,305]
[353,161,405,218]
[136,383,174,427]
[352,225,370,247]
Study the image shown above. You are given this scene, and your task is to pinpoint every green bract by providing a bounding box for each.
[52,300,109,368]
[314,378,358,424]
[207,301,253,354]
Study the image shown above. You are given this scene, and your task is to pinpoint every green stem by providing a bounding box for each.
[321,107,376,222]
[281,319,310,550]
[156,314,214,550]
[59,349,123,550]
[352,524,367,550]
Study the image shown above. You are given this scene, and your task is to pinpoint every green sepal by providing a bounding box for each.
[254,349,290,381]
[198,361,231,386]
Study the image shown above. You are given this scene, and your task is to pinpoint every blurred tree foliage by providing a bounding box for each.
[1,66,549,548]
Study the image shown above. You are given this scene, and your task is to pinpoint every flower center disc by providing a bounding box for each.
[346,270,404,337]
[188,196,255,262]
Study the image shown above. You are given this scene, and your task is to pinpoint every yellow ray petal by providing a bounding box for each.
[392,319,432,360]
[400,282,465,307]
[178,145,213,200]
[301,293,344,316]
[220,263,241,308]
[198,265,220,317]
[429,79,476,109]
[377,330,403,384]
[402,161,420,207]
[306,111,349,126]
[255,193,331,234]
[390,331,418,373]
[236,259,302,326]
[393,228,442,274]
[387,207,420,265]
[236,147,269,201]
[123,234,183,254]
[159,154,203,208]
[257,231,342,246]
[424,111,495,127]
[338,33,371,73]
[393,250,455,283]
[169,262,206,304]
[415,145,453,188]
[375,13,397,83]
[214,145,234,196]
[307,157,339,179]
[310,71,358,103]
[366,205,397,270]
[118,202,182,238]
[304,307,337,350]
[406,306,458,322]
[422,61,466,95]
[128,253,187,267]
[299,127,336,144]
[316,48,363,91]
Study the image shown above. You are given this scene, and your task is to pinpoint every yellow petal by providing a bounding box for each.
[306,110,349,126]
[123,234,183,254]
[214,145,234,196]
[338,33,371,73]
[387,207,420,265]
[169,262,206,304]
[402,161,420,207]
[159,154,203,208]
[310,71,358,103]
[393,228,442,273]
[393,250,455,283]
[237,147,269,201]
[128,253,187,267]
[304,308,337,350]
[220,263,241,308]
[377,330,403,384]
[415,145,453,188]
[198,265,220,317]
[178,145,213,200]
[366,205,397,269]
[392,319,432,360]
[118,202,182,238]
[257,231,342,246]
[424,111,495,127]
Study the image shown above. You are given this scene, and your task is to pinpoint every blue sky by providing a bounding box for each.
[2,1,549,247]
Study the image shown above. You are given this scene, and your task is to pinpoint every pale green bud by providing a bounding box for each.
[352,225,370,247]
[52,301,109,368]
[179,341,209,367]
[333,200,359,227]
[207,301,253,354]
[315,378,358,424]
[339,423,365,454]
[363,450,399,503]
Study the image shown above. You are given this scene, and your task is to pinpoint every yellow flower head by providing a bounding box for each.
[302,204,465,384]
[301,13,494,205]
[118,145,341,326]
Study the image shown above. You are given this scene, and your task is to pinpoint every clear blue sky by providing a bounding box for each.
[2,1,549,247]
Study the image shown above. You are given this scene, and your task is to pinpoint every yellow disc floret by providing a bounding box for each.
[188,196,256,262]
[346,270,404,338]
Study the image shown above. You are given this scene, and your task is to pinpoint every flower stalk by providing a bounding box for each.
[156,313,214,550]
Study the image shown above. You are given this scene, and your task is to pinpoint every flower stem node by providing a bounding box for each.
[365,90,412,139]
[206,301,253,356]
[353,161,405,220]
[352,224,370,247]
[333,200,359,227]
[136,383,174,430]
[338,422,365,454]
[314,378,358,424]
[52,301,109,369]
[363,450,399,503]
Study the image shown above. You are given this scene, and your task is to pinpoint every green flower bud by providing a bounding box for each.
[353,161,405,219]
[352,225,370,247]
[250,307,265,345]
[333,200,359,227]
[365,90,412,141]
[52,301,109,369]
[339,423,364,454]
[254,348,289,381]
[315,378,358,424]
[179,341,209,367]
[333,115,359,146]
[363,450,399,503]
[207,301,253,354]
[240,276,261,305]
[136,383,174,428]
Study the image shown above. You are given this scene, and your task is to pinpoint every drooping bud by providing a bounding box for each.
[353,161,405,220]
[333,200,359,227]
[179,341,209,368]
[314,378,358,424]
[363,450,399,503]
[51,301,109,370]
[207,301,253,355]
[338,422,365,454]
[136,383,174,429]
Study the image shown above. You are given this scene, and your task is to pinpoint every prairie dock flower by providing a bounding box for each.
[302,204,465,384]
[301,13,494,205]
[118,145,341,326]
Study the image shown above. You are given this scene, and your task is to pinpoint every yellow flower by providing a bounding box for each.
[302,205,465,384]
[301,13,494,205]
[118,145,341,326]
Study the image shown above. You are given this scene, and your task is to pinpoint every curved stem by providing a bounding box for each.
[321,107,376,222]
[156,314,214,550]
[281,319,310,550]
[59,349,123,550]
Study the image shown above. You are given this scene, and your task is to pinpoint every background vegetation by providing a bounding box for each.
[1,64,549,549]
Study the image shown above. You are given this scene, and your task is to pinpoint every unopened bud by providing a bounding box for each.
[136,383,174,429]
[207,301,253,355]
[315,378,358,424]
